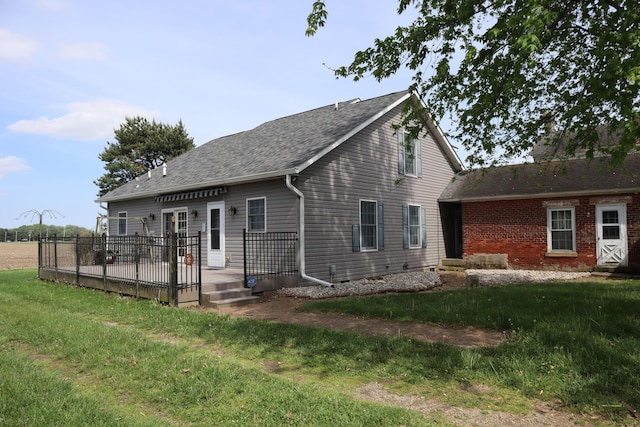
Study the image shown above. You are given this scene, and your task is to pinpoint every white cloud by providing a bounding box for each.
[0,28,40,62]
[56,42,108,60]
[0,156,31,179]
[7,100,159,141]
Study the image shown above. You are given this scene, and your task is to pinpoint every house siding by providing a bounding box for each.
[106,179,297,270]
[462,194,640,272]
[297,103,456,282]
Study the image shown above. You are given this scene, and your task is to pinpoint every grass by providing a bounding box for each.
[301,281,640,415]
[0,270,639,425]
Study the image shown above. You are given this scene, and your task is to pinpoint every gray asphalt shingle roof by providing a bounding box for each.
[98,91,415,202]
[440,154,640,202]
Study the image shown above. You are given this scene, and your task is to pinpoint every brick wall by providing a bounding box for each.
[462,194,640,272]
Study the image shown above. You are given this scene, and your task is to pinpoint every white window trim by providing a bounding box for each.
[359,199,378,252]
[246,197,267,233]
[408,203,422,248]
[547,207,576,252]
[401,131,418,177]
[117,211,127,236]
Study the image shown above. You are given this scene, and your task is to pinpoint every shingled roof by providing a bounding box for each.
[440,154,640,202]
[98,91,461,203]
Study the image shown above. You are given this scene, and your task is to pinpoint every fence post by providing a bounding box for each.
[37,237,42,279]
[243,228,247,287]
[197,231,202,304]
[75,235,80,286]
[134,233,140,299]
[169,232,178,306]
[102,234,107,292]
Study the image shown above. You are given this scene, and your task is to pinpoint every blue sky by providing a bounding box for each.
[0,0,457,230]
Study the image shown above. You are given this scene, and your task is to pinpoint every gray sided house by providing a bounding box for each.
[97,91,463,288]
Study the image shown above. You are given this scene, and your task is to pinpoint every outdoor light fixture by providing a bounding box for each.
[149,213,155,220]
[228,206,237,216]
[191,209,198,218]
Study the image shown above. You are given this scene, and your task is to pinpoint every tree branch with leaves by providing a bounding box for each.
[94,117,195,196]
[307,0,640,166]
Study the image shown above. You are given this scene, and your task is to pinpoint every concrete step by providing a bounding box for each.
[201,281,246,293]
[205,295,261,309]
[440,258,465,267]
[203,287,253,302]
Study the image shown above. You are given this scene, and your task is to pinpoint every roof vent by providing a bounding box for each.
[334,102,339,110]
[162,162,167,177]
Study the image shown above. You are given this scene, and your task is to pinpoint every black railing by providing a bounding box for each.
[39,233,201,306]
[243,230,298,287]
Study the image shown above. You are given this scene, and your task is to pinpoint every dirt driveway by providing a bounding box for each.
[217,272,504,348]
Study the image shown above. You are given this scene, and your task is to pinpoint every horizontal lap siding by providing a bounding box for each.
[108,180,296,270]
[298,104,457,282]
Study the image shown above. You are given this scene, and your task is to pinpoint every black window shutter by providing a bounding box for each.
[416,138,422,178]
[377,203,384,251]
[352,225,361,252]
[402,205,409,249]
[421,207,427,248]
[397,133,405,175]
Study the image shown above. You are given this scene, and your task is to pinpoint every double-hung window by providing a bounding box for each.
[398,131,421,177]
[403,204,427,249]
[360,200,377,251]
[247,197,266,232]
[547,207,575,252]
[353,200,384,252]
[409,205,421,247]
[118,212,127,235]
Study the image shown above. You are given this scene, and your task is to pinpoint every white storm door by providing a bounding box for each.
[596,204,628,267]
[207,202,225,268]
[175,208,188,262]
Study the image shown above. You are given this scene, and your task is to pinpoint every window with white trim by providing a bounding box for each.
[360,200,377,250]
[352,201,384,252]
[409,205,421,247]
[548,207,575,251]
[247,197,266,232]
[118,212,127,235]
[398,131,421,177]
[403,204,427,249]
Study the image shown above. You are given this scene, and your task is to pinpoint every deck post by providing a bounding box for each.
[197,231,202,304]
[169,232,178,306]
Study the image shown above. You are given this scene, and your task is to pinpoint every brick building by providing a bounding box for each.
[439,154,640,272]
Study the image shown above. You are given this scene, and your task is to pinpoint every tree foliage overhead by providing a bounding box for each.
[95,117,195,196]
[307,1,640,166]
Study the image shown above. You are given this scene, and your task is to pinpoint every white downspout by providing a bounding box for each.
[285,175,334,287]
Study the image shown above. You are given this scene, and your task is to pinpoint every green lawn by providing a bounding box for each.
[1,270,638,425]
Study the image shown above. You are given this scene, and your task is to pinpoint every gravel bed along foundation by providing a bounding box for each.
[277,269,594,299]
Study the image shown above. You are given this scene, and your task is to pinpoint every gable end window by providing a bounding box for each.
[353,200,384,252]
[547,207,575,252]
[397,131,422,177]
[118,212,127,236]
[247,197,266,233]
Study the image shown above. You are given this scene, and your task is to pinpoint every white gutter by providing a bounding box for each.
[285,174,334,288]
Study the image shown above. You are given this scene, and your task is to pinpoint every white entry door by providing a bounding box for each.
[207,202,225,268]
[596,204,628,267]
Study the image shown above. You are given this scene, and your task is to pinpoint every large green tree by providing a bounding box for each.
[95,117,195,196]
[307,1,640,166]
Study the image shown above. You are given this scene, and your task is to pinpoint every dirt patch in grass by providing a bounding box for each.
[0,243,38,270]
[217,271,505,348]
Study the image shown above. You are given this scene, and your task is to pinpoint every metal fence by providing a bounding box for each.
[243,230,298,287]
[39,233,201,306]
